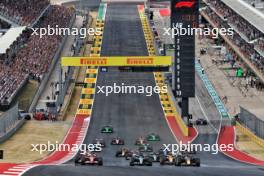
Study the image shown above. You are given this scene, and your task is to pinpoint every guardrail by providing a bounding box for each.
[236,121,264,148]
[239,106,264,139]
[29,13,76,112]
[0,104,25,143]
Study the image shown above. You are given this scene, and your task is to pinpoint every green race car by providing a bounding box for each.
[101,126,113,133]
[146,133,160,141]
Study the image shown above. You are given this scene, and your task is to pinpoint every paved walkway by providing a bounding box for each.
[197,37,264,118]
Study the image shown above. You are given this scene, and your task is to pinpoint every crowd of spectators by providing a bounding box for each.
[207,0,263,41]
[256,39,264,53]
[0,19,11,29]
[0,5,74,105]
[0,0,49,26]
[202,2,264,77]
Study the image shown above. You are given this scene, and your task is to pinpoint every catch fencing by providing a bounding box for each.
[239,106,264,139]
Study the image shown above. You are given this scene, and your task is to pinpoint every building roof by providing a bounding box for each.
[221,0,264,33]
[0,26,26,54]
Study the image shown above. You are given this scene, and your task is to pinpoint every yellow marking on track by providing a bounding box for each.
[80,99,93,105]
[84,78,97,83]
[77,109,92,115]
[82,88,95,94]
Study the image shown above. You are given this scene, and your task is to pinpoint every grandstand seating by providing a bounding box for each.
[0,5,74,106]
[0,0,49,26]
[202,1,264,77]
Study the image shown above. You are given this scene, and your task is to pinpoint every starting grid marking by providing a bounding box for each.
[77,18,105,116]
[138,8,176,116]
[139,11,155,56]
[138,7,189,136]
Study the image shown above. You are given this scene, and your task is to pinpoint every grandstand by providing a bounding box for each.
[0,1,75,111]
[202,0,264,86]
[0,0,50,26]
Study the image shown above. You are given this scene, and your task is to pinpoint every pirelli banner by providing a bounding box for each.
[61,56,172,66]
[171,0,199,98]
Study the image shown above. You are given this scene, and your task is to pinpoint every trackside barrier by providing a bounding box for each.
[236,122,264,148]
[195,60,231,123]
[154,73,189,137]
[0,104,26,144]
[76,3,107,116]
[29,14,76,112]
[138,6,188,137]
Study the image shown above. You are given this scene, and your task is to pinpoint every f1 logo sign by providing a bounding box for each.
[175,0,196,8]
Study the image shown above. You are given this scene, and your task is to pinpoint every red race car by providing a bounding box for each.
[75,152,103,166]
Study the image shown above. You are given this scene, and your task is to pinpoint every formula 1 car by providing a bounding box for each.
[146,133,160,141]
[135,137,147,145]
[92,138,106,148]
[130,154,152,166]
[196,118,208,125]
[75,152,103,166]
[181,147,197,155]
[101,126,113,133]
[139,144,153,152]
[115,148,133,159]
[111,137,125,145]
[148,152,160,162]
[175,154,200,167]
[160,153,176,165]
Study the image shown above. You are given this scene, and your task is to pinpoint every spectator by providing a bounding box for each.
[0,0,49,26]
[0,5,74,104]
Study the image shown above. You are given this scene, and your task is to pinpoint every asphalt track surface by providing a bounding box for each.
[24,3,264,176]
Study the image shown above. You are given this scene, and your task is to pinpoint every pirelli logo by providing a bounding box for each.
[62,56,171,66]
[127,58,153,65]
[80,58,107,65]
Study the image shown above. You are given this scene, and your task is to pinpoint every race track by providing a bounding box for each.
[24,3,264,176]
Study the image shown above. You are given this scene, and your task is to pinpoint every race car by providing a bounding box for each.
[148,152,160,162]
[139,144,153,152]
[111,137,125,145]
[101,126,113,133]
[195,118,208,125]
[160,152,176,165]
[181,147,197,155]
[175,154,200,167]
[130,153,152,166]
[135,137,147,145]
[115,148,133,159]
[92,138,106,148]
[146,133,160,141]
[75,152,103,166]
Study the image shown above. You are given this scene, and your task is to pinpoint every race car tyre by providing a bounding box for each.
[194,158,200,167]
[175,157,182,166]
[145,162,152,166]
[98,158,103,166]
